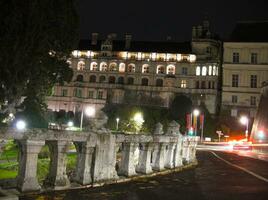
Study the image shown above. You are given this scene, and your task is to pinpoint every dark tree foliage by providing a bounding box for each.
[0,0,79,127]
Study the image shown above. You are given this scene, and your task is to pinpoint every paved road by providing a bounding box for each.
[20,151,268,200]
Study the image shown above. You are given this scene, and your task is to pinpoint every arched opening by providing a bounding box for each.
[100,62,108,71]
[167,65,175,75]
[156,79,163,87]
[157,65,165,74]
[99,75,106,83]
[127,63,135,72]
[109,63,117,71]
[118,76,124,84]
[89,75,96,83]
[76,74,84,82]
[202,66,207,76]
[90,62,98,71]
[77,61,85,71]
[127,77,134,85]
[119,63,126,73]
[109,76,116,84]
[141,78,149,86]
[142,64,149,73]
[196,66,201,76]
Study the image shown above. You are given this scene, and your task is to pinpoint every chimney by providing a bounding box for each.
[91,33,98,45]
[125,34,132,49]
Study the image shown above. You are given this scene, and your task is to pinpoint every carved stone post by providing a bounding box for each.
[17,140,45,192]
[174,138,183,167]
[151,143,166,171]
[136,143,153,174]
[164,143,176,169]
[118,142,138,177]
[44,140,70,189]
[72,141,95,185]
[182,138,190,164]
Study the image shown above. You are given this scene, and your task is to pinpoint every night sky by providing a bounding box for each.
[78,0,268,41]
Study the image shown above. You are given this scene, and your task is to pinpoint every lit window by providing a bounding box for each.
[177,54,182,61]
[167,65,175,75]
[100,62,108,71]
[86,51,94,58]
[137,52,142,60]
[109,63,117,71]
[251,53,257,64]
[77,61,85,71]
[157,65,165,74]
[72,50,81,57]
[196,66,201,76]
[201,66,207,76]
[188,55,196,62]
[90,62,98,71]
[142,64,150,73]
[119,63,126,72]
[233,52,239,63]
[208,66,212,75]
[151,53,157,60]
[213,66,216,76]
[181,80,187,88]
[127,63,135,72]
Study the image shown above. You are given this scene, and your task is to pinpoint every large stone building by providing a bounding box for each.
[222,21,268,119]
[47,20,222,115]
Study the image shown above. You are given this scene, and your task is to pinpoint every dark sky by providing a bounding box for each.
[78,0,268,41]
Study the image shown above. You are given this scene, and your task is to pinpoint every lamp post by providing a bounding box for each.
[193,109,200,137]
[133,112,144,133]
[116,117,120,130]
[240,116,249,141]
[80,106,95,130]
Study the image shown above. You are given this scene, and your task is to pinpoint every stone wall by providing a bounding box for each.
[0,124,198,192]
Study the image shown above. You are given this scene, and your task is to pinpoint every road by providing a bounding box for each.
[20,151,268,200]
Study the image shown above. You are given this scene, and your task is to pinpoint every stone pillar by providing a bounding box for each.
[174,139,183,167]
[72,141,95,185]
[151,143,166,171]
[16,140,45,192]
[136,143,153,174]
[182,138,190,164]
[118,142,138,177]
[92,134,118,182]
[164,143,176,169]
[44,140,70,189]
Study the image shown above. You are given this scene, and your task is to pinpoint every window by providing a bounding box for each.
[212,81,215,89]
[119,63,126,72]
[89,75,96,83]
[251,53,258,64]
[231,109,237,117]
[208,81,211,89]
[90,62,98,71]
[196,66,201,76]
[156,79,163,87]
[97,91,103,99]
[232,95,237,103]
[77,61,85,71]
[62,89,68,97]
[108,76,116,84]
[201,66,207,76]
[167,65,175,75]
[195,81,200,89]
[99,76,106,83]
[127,64,135,72]
[74,88,82,98]
[250,75,257,88]
[141,78,149,86]
[109,63,117,71]
[181,80,187,88]
[88,91,94,98]
[127,77,134,85]
[142,64,150,73]
[100,62,108,71]
[182,67,188,75]
[118,77,124,84]
[232,74,239,87]
[157,65,165,74]
[76,75,83,82]
[201,81,206,89]
[233,52,239,63]
[213,66,217,76]
[250,96,256,106]
[206,47,212,54]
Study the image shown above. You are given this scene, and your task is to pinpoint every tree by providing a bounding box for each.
[0,0,79,127]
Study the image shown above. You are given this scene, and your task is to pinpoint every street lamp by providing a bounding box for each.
[67,121,74,127]
[116,117,120,130]
[193,109,200,137]
[80,106,95,130]
[16,120,26,130]
[133,112,144,133]
[240,116,249,141]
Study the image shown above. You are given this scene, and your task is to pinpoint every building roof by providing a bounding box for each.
[228,21,268,42]
[78,40,192,54]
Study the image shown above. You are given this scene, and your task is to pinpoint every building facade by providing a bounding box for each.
[47,20,222,115]
[222,22,268,119]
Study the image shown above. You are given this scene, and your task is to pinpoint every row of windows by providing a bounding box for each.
[63,88,105,99]
[196,66,218,76]
[232,52,258,64]
[231,95,257,106]
[231,74,257,88]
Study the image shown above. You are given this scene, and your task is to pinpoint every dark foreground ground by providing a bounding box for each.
[20,151,268,200]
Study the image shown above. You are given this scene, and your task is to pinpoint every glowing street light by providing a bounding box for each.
[67,121,74,127]
[116,117,120,130]
[240,116,249,141]
[193,109,200,117]
[192,109,200,137]
[80,106,96,130]
[16,120,26,130]
[133,112,144,133]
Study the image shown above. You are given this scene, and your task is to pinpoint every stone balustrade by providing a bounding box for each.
[0,122,198,192]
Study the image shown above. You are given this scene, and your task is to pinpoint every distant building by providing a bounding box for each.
[47,20,222,115]
[222,21,268,119]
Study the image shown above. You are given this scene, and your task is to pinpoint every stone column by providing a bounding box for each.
[136,143,153,174]
[151,143,166,171]
[16,140,45,192]
[72,141,95,185]
[44,140,70,189]
[182,138,190,164]
[164,143,176,169]
[118,142,138,177]
[173,139,183,167]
